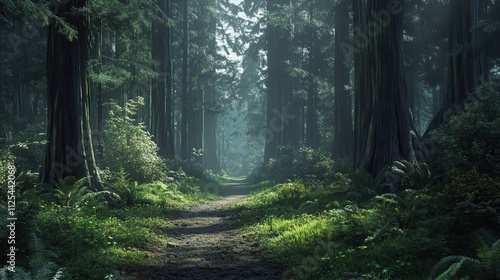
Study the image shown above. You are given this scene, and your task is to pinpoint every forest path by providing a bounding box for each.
[133,179,284,280]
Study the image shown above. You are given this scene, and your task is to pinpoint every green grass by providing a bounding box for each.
[20,179,221,279]
[236,180,444,280]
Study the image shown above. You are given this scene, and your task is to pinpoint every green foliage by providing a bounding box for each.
[103,168,140,206]
[239,174,499,279]
[41,176,119,208]
[431,83,500,177]
[164,158,222,184]
[474,235,500,279]
[0,232,65,280]
[426,169,500,236]
[3,165,214,279]
[33,202,166,278]
[101,98,166,183]
[390,160,431,189]
[0,149,15,190]
[430,256,483,280]
[3,123,46,172]
[254,146,338,184]
[436,169,500,207]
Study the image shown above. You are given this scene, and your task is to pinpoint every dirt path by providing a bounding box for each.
[133,179,284,280]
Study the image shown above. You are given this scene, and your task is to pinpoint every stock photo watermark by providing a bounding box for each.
[6,164,17,273]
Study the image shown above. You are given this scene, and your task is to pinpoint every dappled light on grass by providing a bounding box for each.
[237,175,500,279]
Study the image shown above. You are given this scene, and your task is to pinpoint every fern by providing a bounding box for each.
[430,255,483,280]
[28,232,54,273]
[476,238,500,279]
[0,210,10,238]
[435,259,466,280]
[390,160,431,189]
[52,176,89,207]
[0,232,65,280]
[75,190,121,208]
[105,168,139,205]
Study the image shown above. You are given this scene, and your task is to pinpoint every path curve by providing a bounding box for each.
[135,179,284,280]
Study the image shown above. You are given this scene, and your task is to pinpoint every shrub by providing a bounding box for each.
[101,98,166,183]
[3,123,46,173]
[0,149,15,193]
[431,83,500,177]
[254,146,338,184]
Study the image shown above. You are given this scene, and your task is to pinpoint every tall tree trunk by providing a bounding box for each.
[41,0,104,191]
[306,1,318,149]
[353,0,417,176]
[165,2,175,159]
[91,18,103,157]
[151,0,175,159]
[181,0,189,160]
[332,0,353,160]
[187,2,204,164]
[13,26,33,132]
[426,0,486,134]
[353,0,370,170]
[203,4,221,172]
[264,0,293,163]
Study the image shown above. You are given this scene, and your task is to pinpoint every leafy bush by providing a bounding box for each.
[436,169,500,207]
[2,123,46,173]
[101,98,166,183]
[164,159,205,180]
[431,83,500,177]
[252,146,338,184]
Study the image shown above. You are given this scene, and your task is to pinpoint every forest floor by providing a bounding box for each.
[130,179,285,280]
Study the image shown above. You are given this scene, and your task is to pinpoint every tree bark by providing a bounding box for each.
[306,1,318,149]
[332,0,353,160]
[203,4,221,172]
[425,0,485,134]
[353,0,417,176]
[41,0,104,191]
[151,0,175,159]
[264,0,293,163]
[181,0,189,160]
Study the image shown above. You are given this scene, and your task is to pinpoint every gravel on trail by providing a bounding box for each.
[131,179,285,280]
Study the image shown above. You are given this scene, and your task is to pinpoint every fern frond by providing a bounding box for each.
[72,176,89,189]
[0,211,10,238]
[435,258,464,280]
[75,190,121,207]
[50,268,65,280]
[28,232,50,273]
[431,255,482,280]
[33,262,59,280]
[12,267,31,280]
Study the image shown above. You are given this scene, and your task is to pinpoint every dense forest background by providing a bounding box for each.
[0,0,499,279]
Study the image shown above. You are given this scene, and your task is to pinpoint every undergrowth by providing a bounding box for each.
[238,84,500,279]
[0,170,221,279]
[237,175,499,279]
